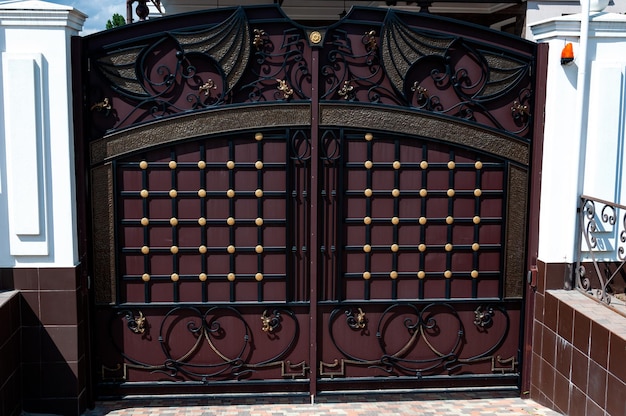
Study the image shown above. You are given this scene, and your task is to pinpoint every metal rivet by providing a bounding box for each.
[199,245,207,254]
[140,189,149,198]
[170,246,179,254]
[141,217,149,226]
[390,271,398,279]
[255,161,264,170]
[255,217,264,226]
[364,160,373,169]
[364,133,373,141]
[474,189,482,197]
[364,188,373,197]
[391,216,399,225]
[198,189,207,198]
[199,273,207,281]
[448,161,456,169]
[391,244,399,252]
[309,30,322,44]
[418,244,426,252]
[226,160,235,169]
[139,161,148,169]
[255,189,264,198]
[472,243,480,251]
[444,270,452,278]
[198,217,207,226]
[364,216,372,225]
[255,272,264,281]
[227,272,236,281]
[446,216,454,225]
[169,161,177,169]
[363,271,371,280]
[417,271,426,279]
[447,189,455,197]
[141,246,149,255]
[198,160,206,169]
[392,188,400,197]
[227,217,235,226]
[471,270,479,278]
[227,189,235,198]
[142,273,150,282]
[445,243,453,252]
[393,161,401,170]
[473,216,481,224]
[419,189,427,197]
[363,244,371,253]
[169,189,178,198]
[420,161,428,169]
[255,245,264,254]
[171,273,179,282]
[255,132,263,141]
[227,245,236,254]
[475,161,483,170]
[419,217,427,225]
[170,217,178,226]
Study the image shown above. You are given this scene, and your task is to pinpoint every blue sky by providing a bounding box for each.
[49,0,128,35]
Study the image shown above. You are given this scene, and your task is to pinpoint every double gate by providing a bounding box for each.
[75,5,544,397]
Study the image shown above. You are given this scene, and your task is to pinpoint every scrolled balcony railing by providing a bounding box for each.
[576,195,626,306]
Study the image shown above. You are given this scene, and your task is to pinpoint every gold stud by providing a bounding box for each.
[169,189,178,198]
[446,216,454,225]
[227,272,236,281]
[139,161,148,169]
[199,245,207,254]
[255,245,264,254]
[255,217,264,226]
[198,189,207,198]
[169,161,177,169]
[255,132,263,141]
[226,160,235,170]
[392,188,400,197]
[364,133,373,141]
[199,273,208,281]
[171,273,179,282]
[419,217,427,225]
[141,273,150,282]
[170,217,178,226]
[418,244,426,252]
[445,243,453,252]
[198,160,206,169]
[309,30,322,44]
[472,243,480,251]
[363,244,371,253]
[255,189,264,198]
[419,189,427,197]
[391,216,399,225]
[364,188,373,197]
[198,217,207,226]
[141,246,150,255]
[444,270,452,279]
[364,160,373,169]
[227,245,236,254]
[363,216,372,225]
[141,217,149,226]
[393,161,401,170]
[363,271,371,280]
[448,161,456,170]
[170,246,179,254]
[390,271,398,279]
[475,161,483,170]
[391,244,399,252]
[420,161,428,169]
[255,272,264,282]
[473,216,481,224]
[255,161,264,170]
[474,189,482,197]
[227,189,235,198]
[447,189,455,197]
[417,271,426,279]
[471,270,479,278]
[227,217,235,226]
[140,189,149,198]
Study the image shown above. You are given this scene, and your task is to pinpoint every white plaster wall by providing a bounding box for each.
[0,1,86,267]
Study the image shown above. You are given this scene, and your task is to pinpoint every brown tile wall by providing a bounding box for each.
[531,260,626,416]
[0,287,21,416]
[0,267,89,416]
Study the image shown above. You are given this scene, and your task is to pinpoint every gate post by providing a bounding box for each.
[0,1,87,414]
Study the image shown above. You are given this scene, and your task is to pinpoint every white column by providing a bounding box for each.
[0,1,86,267]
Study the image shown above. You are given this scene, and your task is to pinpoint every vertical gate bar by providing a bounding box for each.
[445,150,455,299]
[257,139,264,302]
[200,144,208,303]
[472,157,482,298]
[171,150,179,302]
[364,134,373,300]
[141,159,150,301]
[336,129,345,301]
[392,138,400,300]
[286,129,296,302]
[309,48,320,400]
[419,144,428,299]
[229,139,236,303]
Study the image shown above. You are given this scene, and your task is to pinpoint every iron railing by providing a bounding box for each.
[576,195,626,305]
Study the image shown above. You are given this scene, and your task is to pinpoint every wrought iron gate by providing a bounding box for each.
[75,5,543,397]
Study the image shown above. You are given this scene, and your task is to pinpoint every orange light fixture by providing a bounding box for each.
[561,43,574,65]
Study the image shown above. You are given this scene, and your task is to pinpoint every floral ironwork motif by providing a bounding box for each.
[253,28,267,50]
[261,309,282,333]
[120,310,147,335]
[473,306,494,328]
[199,79,217,96]
[90,98,112,112]
[276,78,294,100]
[345,307,367,330]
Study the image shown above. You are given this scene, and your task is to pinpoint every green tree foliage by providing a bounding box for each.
[106,13,126,30]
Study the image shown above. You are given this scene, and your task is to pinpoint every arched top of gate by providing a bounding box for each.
[77,4,538,152]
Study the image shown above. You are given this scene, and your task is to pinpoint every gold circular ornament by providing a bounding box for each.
[473,216,481,224]
[474,189,482,197]
[417,271,426,279]
[419,189,427,197]
[255,217,264,226]
[226,160,235,170]
[255,189,264,198]
[139,161,148,170]
[199,273,208,281]
[141,217,149,226]
[309,31,322,44]
[255,161,264,170]
[140,189,149,198]
[198,160,206,169]
[364,188,373,197]
[255,132,263,141]
[227,245,236,254]
[364,160,373,169]
[364,133,373,141]
[472,243,480,251]
[418,243,427,252]
[227,272,236,282]
[448,161,456,170]
[390,271,398,279]
[447,189,455,197]
[170,217,178,226]
[198,217,207,226]
[391,216,399,225]
[141,246,150,255]
[420,161,428,169]
[170,246,179,254]
[363,271,371,280]
[446,216,454,225]
[141,273,150,282]
[171,273,179,282]
[198,189,207,198]
[419,216,427,225]
[444,270,452,279]
[363,216,372,225]
[471,270,479,279]
[227,189,235,198]
[255,272,264,281]
[255,245,264,254]
[169,189,178,198]
[227,217,235,226]
[393,161,401,170]
[475,161,483,170]
[392,188,400,197]
[363,244,372,253]
[199,245,207,254]
[169,161,177,169]
[391,244,399,252]
[445,243,453,252]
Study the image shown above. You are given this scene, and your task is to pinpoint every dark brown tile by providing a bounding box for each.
[534,292,544,323]
[39,268,78,291]
[587,359,607,409]
[21,363,42,400]
[609,334,626,382]
[606,373,626,416]
[569,386,586,416]
[0,332,19,386]
[41,361,80,397]
[537,260,546,294]
[39,290,77,325]
[32,398,79,416]
[542,326,556,367]
[11,268,38,290]
[545,262,568,290]
[590,321,609,367]
[539,358,555,399]
[531,352,542,393]
[557,301,573,343]
[555,337,572,378]
[586,397,605,416]
[543,293,558,332]
[553,371,569,414]
[1,370,22,416]
[0,302,10,341]
[0,268,14,290]
[42,326,79,363]
[20,326,41,364]
[573,311,590,355]
[19,291,40,327]
[532,321,542,356]
[571,347,589,393]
